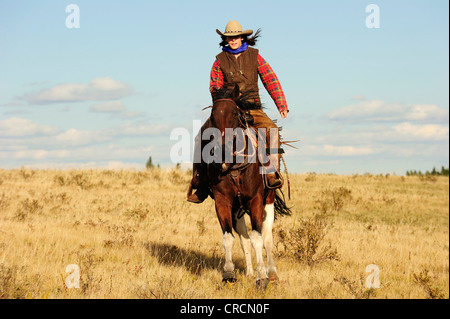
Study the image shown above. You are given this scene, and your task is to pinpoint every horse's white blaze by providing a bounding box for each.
[262,203,277,275]
[222,232,235,273]
[235,216,254,277]
[250,230,267,280]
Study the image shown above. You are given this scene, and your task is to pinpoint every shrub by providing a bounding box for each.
[15,198,43,221]
[334,275,377,299]
[413,269,446,299]
[0,264,28,299]
[316,187,352,215]
[277,210,339,266]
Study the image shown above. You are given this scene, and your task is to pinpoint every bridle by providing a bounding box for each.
[210,98,254,217]
[209,98,257,173]
[204,98,295,200]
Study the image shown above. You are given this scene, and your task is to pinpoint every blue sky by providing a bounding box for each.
[0,0,448,174]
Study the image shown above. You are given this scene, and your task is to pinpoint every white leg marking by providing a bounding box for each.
[235,216,254,277]
[262,203,277,276]
[250,230,267,280]
[222,232,235,273]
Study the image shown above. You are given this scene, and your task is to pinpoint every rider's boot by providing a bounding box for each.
[265,150,284,189]
[266,172,283,188]
[187,185,209,204]
[187,164,209,204]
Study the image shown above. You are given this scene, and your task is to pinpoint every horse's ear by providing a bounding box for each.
[230,84,240,101]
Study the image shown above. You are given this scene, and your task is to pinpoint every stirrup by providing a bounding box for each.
[265,171,284,189]
[187,191,206,204]
[186,182,209,204]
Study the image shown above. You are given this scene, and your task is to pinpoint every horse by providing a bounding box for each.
[203,86,291,288]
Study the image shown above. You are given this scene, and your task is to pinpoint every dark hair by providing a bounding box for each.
[219,28,262,47]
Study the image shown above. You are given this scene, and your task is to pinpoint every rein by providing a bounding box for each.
[216,99,255,174]
[207,97,294,205]
[211,98,253,218]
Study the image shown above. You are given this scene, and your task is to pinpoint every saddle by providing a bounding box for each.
[235,110,286,190]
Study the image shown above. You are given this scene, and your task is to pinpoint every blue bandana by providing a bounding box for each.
[222,42,248,54]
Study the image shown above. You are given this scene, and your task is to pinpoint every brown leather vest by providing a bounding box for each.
[216,47,261,106]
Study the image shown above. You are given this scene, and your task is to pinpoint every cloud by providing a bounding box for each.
[0,145,153,162]
[55,128,111,146]
[90,101,126,113]
[351,94,366,101]
[109,122,171,136]
[112,111,146,119]
[304,144,379,157]
[20,77,133,104]
[405,105,448,122]
[90,101,145,119]
[0,114,180,170]
[0,117,171,155]
[306,122,449,145]
[325,100,449,124]
[1,101,26,107]
[392,122,449,141]
[288,114,448,172]
[5,160,147,170]
[0,117,60,137]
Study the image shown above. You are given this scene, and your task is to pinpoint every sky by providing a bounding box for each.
[0,0,448,175]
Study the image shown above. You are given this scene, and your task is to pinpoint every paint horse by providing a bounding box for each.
[204,86,291,288]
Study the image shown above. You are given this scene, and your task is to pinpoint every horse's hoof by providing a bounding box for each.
[222,271,236,283]
[268,271,279,282]
[256,278,269,290]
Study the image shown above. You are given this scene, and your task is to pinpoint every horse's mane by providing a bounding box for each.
[212,87,264,111]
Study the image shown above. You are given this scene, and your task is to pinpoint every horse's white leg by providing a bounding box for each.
[222,231,236,281]
[250,230,268,283]
[262,203,278,281]
[234,215,254,278]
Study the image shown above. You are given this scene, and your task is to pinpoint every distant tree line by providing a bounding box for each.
[146,156,180,170]
[406,166,449,176]
[146,156,160,169]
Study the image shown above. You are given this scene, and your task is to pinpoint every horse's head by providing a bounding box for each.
[208,86,247,171]
[210,85,241,131]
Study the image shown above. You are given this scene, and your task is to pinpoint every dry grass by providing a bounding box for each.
[0,168,448,299]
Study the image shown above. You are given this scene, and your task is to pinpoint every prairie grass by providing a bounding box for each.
[0,168,448,299]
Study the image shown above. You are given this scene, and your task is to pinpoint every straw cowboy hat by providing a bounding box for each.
[216,20,253,37]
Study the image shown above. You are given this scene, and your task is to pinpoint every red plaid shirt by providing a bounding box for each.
[210,54,288,113]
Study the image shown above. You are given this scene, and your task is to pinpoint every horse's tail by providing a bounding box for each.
[274,189,292,219]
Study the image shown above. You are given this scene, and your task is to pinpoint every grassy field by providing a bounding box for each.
[0,168,448,299]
